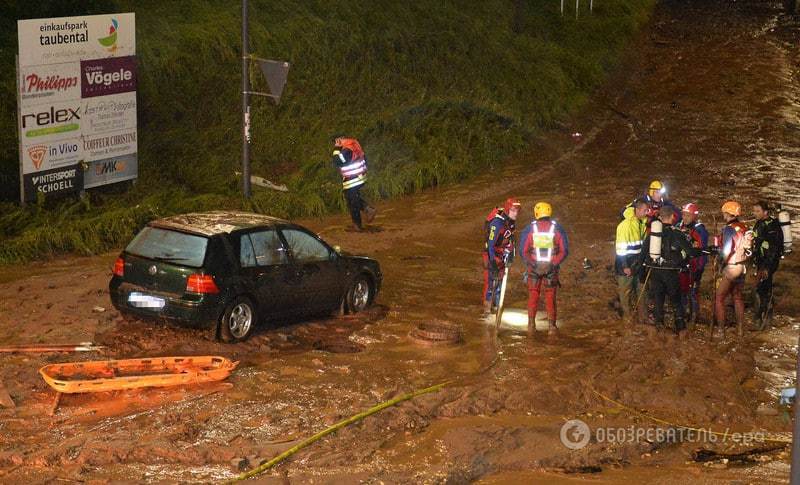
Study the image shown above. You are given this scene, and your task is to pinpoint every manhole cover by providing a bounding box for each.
[409,320,463,345]
[313,340,365,354]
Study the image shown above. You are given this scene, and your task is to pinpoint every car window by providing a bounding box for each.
[282,228,331,262]
[239,235,257,267]
[125,227,208,268]
[246,230,287,266]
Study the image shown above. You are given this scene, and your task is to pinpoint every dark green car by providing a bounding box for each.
[109,211,382,342]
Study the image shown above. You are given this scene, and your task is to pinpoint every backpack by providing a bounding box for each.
[484,207,502,240]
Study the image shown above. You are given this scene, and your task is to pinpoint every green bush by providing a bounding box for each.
[0,0,655,263]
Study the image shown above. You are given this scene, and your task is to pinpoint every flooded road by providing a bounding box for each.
[2,0,800,482]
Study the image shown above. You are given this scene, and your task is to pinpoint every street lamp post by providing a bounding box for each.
[241,0,251,198]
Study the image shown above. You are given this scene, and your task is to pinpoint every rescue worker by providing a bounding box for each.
[483,198,521,316]
[332,136,377,231]
[640,206,699,337]
[677,203,709,324]
[519,202,569,337]
[751,201,784,329]
[615,198,649,323]
[715,200,751,337]
[621,180,681,224]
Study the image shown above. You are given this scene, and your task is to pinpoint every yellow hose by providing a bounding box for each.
[226,380,451,483]
[592,389,791,444]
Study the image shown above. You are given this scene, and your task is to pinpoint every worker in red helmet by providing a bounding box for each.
[482,198,521,317]
[714,200,751,337]
[332,136,377,231]
[677,202,708,325]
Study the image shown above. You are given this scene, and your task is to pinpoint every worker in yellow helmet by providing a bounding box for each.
[621,180,681,225]
[518,202,569,337]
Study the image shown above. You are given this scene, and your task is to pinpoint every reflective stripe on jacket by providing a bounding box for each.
[615,214,647,274]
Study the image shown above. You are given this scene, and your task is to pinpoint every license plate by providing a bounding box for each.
[128,292,166,309]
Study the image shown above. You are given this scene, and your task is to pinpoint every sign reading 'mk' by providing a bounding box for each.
[17,13,136,202]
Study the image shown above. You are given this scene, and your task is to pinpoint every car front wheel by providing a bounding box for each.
[346,275,372,313]
[220,296,257,342]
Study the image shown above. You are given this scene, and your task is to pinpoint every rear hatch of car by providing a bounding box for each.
[121,226,209,297]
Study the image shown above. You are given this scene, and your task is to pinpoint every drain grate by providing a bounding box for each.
[409,320,463,345]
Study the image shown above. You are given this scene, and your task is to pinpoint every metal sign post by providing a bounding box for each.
[792,332,800,485]
[241,0,252,198]
[15,55,24,205]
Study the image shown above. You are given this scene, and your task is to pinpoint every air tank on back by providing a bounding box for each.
[779,209,792,254]
[649,220,663,262]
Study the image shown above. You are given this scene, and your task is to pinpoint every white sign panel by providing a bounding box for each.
[18,62,80,106]
[21,138,82,173]
[82,92,137,138]
[17,13,135,67]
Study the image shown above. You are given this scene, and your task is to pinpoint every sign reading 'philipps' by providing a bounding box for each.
[16,13,136,202]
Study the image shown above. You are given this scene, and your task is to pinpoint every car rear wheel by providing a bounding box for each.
[220,296,257,342]
[347,275,372,313]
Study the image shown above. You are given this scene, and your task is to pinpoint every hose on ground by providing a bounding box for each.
[226,380,451,483]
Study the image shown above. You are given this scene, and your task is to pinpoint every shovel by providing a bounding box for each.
[495,266,510,329]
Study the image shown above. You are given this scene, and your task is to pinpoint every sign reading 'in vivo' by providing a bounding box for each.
[16,13,137,202]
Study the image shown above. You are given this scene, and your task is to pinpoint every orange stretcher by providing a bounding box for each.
[39,356,238,394]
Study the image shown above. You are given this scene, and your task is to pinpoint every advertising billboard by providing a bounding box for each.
[17,13,136,203]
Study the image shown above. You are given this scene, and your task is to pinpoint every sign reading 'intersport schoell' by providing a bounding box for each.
[16,13,136,203]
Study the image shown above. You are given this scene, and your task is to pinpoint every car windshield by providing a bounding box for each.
[125,227,208,268]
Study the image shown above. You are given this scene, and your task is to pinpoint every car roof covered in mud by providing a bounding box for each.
[149,211,288,236]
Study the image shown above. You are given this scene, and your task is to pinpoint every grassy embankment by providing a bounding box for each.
[0,0,654,263]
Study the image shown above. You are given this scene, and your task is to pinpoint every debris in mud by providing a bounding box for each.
[409,320,463,345]
[691,444,787,464]
[0,379,15,408]
[0,342,105,353]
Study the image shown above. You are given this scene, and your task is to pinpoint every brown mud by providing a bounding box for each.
[2,0,800,482]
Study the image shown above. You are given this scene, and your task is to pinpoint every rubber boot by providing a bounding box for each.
[482,300,493,319]
[548,319,558,338]
[736,306,745,338]
[527,315,537,337]
[365,206,377,223]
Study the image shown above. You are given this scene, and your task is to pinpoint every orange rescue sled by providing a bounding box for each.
[39,356,238,394]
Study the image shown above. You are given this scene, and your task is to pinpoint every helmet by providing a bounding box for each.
[648,180,665,196]
[534,201,553,219]
[721,200,741,217]
[681,202,699,215]
[503,198,521,214]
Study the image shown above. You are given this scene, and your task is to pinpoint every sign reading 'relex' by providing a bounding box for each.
[16,13,137,203]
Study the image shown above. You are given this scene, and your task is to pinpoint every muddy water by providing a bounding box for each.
[2,0,800,483]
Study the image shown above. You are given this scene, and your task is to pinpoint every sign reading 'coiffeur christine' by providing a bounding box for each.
[16,13,137,203]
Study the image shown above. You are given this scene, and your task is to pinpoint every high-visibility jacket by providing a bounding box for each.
[615,214,647,275]
[519,218,568,267]
[332,138,367,190]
